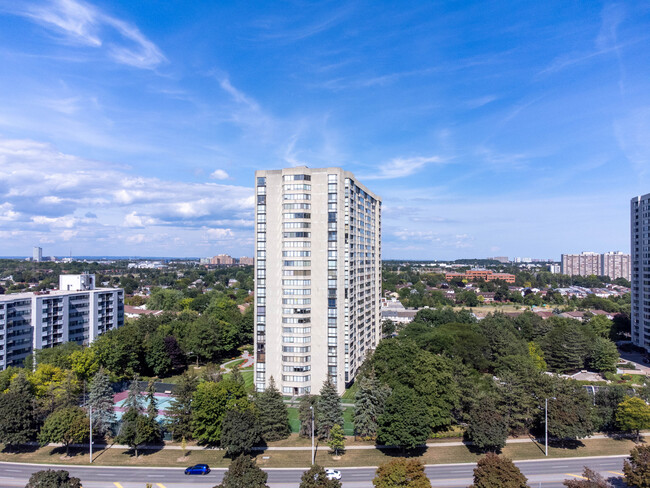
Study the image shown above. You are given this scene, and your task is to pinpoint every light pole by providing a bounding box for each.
[545,398,548,457]
[310,405,315,465]
[89,405,93,463]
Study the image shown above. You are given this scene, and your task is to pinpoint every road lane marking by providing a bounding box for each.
[156,484,167,488]
[565,473,588,480]
[114,483,124,488]
[608,471,625,476]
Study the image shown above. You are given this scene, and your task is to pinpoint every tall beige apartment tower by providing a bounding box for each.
[632,193,650,350]
[254,167,381,395]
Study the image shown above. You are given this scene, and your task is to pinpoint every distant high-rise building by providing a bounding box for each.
[33,246,42,262]
[561,252,602,276]
[547,263,561,274]
[254,167,381,395]
[602,251,631,281]
[488,256,509,263]
[0,274,123,370]
[239,256,254,266]
[632,194,650,350]
[211,254,235,265]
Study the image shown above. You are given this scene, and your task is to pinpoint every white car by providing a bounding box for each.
[325,469,342,480]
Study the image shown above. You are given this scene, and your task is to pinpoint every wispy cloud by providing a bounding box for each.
[362,156,445,180]
[209,169,229,180]
[6,0,166,69]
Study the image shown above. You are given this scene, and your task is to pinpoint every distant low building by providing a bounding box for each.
[239,256,254,266]
[445,269,516,283]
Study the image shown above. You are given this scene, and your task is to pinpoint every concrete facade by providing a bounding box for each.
[0,274,124,369]
[561,252,602,276]
[632,194,650,350]
[254,167,381,395]
[602,251,631,281]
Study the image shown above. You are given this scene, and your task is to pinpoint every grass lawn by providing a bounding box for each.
[0,436,641,469]
[287,407,355,435]
[342,382,358,402]
[222,369,254,390]
[222,358,245,370]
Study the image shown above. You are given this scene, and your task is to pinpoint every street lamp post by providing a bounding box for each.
[545,398,548,457]
[89,405,93,463]
[310,405,315,465]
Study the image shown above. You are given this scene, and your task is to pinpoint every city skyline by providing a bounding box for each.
[1,1,649,259]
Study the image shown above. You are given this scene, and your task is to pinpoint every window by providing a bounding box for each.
[257,195,266,204]
[283,174,311,181]
[284,193,311,200]
[257,177,266,186]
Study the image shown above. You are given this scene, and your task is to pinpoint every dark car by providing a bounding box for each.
[185,464,211,475]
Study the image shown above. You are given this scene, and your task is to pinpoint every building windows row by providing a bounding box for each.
[284,193,311,200]
[283,174,311,181]
[284,222,311,229]
[284,260,311,267]
[283,203,311,210]
[283,288,311,295]
[283,336,311,343]
[282,346,311,353]
[282,251,311,257]
[283,327,311,333]
[282,355,311,363]
[282,298,311,305]
[283,232,310,238]
[283,184,311,191]
[282,279,311,286]
[284,213,311,219]
[283,375,311,382]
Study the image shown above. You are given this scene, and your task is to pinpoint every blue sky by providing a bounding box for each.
[0,0,649,260]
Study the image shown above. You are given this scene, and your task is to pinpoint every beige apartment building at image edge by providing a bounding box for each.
[254,167,381,395]
[632,193,650,350]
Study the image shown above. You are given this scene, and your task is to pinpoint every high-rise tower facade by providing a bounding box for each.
[632,193,650,349]
[254,167,381,395]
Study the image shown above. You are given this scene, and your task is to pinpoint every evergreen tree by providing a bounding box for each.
[39,406,89,457]
[230,367,246,387]
[214,455,269,488]
[88,367,116,437]
[469,453,528,488]
[256,377,290,442]
[545,379,595,443]
[372,458,432,488]
[299,465,342,488]
[146,379,158,419]
[624,445,650,488]
[298,394,318,438]
[221,406,261,457]
[354,374,391,439]
[124,376,143,413]
[0,372,39,446]
[166,372,198,441]
[318,380,343,440]
[328,424,345,456]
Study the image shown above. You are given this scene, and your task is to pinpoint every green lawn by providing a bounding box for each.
[342,382,358,402]
[287,406,354,435]
[222,369,254,390]
[222,358,245,370]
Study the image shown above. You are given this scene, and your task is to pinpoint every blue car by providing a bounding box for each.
[185,464,211,475]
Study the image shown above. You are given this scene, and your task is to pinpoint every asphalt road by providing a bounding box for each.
[0,455,629,488]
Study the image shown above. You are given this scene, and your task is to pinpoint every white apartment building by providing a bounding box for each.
[632,194,650,350]
[33,247,42,262]
[0,274,124,369]
[254,167,381,395]
[602,251,631,281]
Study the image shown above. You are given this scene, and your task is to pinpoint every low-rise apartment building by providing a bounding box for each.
[445,269,516,283]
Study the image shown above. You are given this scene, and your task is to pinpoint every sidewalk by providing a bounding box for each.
[52,432,640,452]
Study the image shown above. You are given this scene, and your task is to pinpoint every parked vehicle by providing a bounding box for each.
[325,469,341,480]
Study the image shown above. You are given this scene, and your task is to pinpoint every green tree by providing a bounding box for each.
[87,367,116,437]
[328,424,345,456]
[192,378,247,444]
[165,372,198,441]
[469,452,528,488]
[589,338,619,373]
[298,394,318,438]
[256,377,290,442]
[377,387,432,451]
[466,398,508,452]
[214,455,269,488]
[69,347,99,382]
[594,385,627,432]
[221,406,261,457]
[318,380,344,440]
[616,396,650,442]
[25,469,82,488]
[527,342,546,371]
[624,445,650,488]
[124,376,143,413]
[354,374,391,439]
[546,379,594,443]
[146,380,159,419]
[39,406,89,456]
[0,372,39,446]
[372,458,432,488]
[588,315,613,338]
[541,320,590,373]
[146,332,172,377]
[563,467,611,487]
[298,465,342,488]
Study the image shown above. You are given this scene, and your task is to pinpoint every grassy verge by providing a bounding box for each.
[0,436,640,469]
[287,407,355,435]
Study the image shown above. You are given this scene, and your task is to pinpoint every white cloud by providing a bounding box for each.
[123,212,158,228]
[10,0,166,69]
[210,169,229,180]
[363,156,444,180]
[206,228,234,240]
